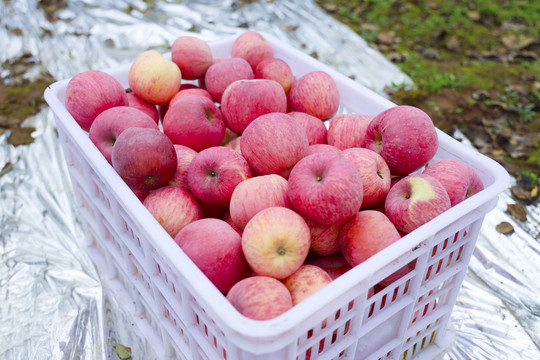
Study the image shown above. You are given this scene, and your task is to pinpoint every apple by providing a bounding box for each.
[159,87,214,120]
[282,264,333,305]
[111,127,177,191]
[378,262,415,288]
[240,112,309,176]
[304,218,343,256]
[162,94,226,152]
[198,57,228,89]
[288,152,363,225]
[242,206,310,279]
[143,186,203,238]
[255,57,295,93]
[226,276,293,321]
[384,173,451,233]
[65,70,128,132]
[221,79,287,134]
[131,187,149,203]
[288,111,327,145]
[327,114,372,150]
[223,209,244,236]
[341,147,391,208]
[229,174,291,229]
[125,92,160,124]
[231,31,274,71]
[88,106,159,164]
[221,128,240,146]
[288,71,340,120]
[174,218,249,293]
[169,87,214,106]
[128,50,182,105]
[171,35,213,80]
[204,57,254,103]
[168,145,197,188]
[304,144,342,157]
[308,254,352,280]
[364,105,438,176]
[187,146,251,207]
[224,136,242,153]
[422,159,484,206]
[338,210,402,267]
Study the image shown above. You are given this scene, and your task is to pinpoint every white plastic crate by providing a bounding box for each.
[44,33,510,360]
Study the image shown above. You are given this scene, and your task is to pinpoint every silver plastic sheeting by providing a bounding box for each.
[0,1,539,359]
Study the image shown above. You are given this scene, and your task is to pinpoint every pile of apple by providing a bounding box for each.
[64,31,484,321]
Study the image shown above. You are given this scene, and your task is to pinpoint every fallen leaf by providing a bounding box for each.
[377,31,395,45]
[507,203,527,221]
[495,222,514,235]
[445,36,460,51]
[510,185,535,203]
[7,127,35,146]
[467,10,481,21]
[115,343,132,360]
[501,34,536,50]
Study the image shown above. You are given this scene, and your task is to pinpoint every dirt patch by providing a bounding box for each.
[1,53,55,146]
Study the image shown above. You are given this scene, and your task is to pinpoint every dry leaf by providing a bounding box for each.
[501,34,536,50]
[507,203,527,221]
[495,222,514,235]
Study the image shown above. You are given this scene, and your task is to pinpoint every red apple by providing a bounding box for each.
[111,127,177,191]
[338,210,402,267]
[240,112,309,176]
[223,209,244,236]
[288,111,328,145]
[255,57,294,93]
[125,92,159,124]
[174,218,249,293]
[242,207,310,279]
[187,146,251,207]
[229,174,291,229]
[288,71,340,120]
[288,152,363,225]
[128,50,182,105]
[224,136,242,153]
[204,57,254,103]
[169,87,214,106]
[162,94,225,152]
[221,128,240,146]
[422,159,484,206]
[384,173,451,233]
[168,145,197,188]
[308,255,352,280]
[171,35,213,80]
[282,265,333,305]
[221,79,287,134]
[143,186,203,238]
[231,31,274,71]
[304,218,343,256]
[304,144,342,157]
[327,114,372,150]
[65,70,128,131]
[341,147,391,208]
[226,276,293,320]
[364,105,438,176]
[89,106,159,164]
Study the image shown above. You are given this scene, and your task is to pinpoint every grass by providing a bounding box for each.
[316,0,540,183]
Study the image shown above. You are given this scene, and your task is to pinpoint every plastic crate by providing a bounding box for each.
[44,32,510,360]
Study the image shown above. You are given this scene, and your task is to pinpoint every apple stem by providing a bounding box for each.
[277,246,286,256]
